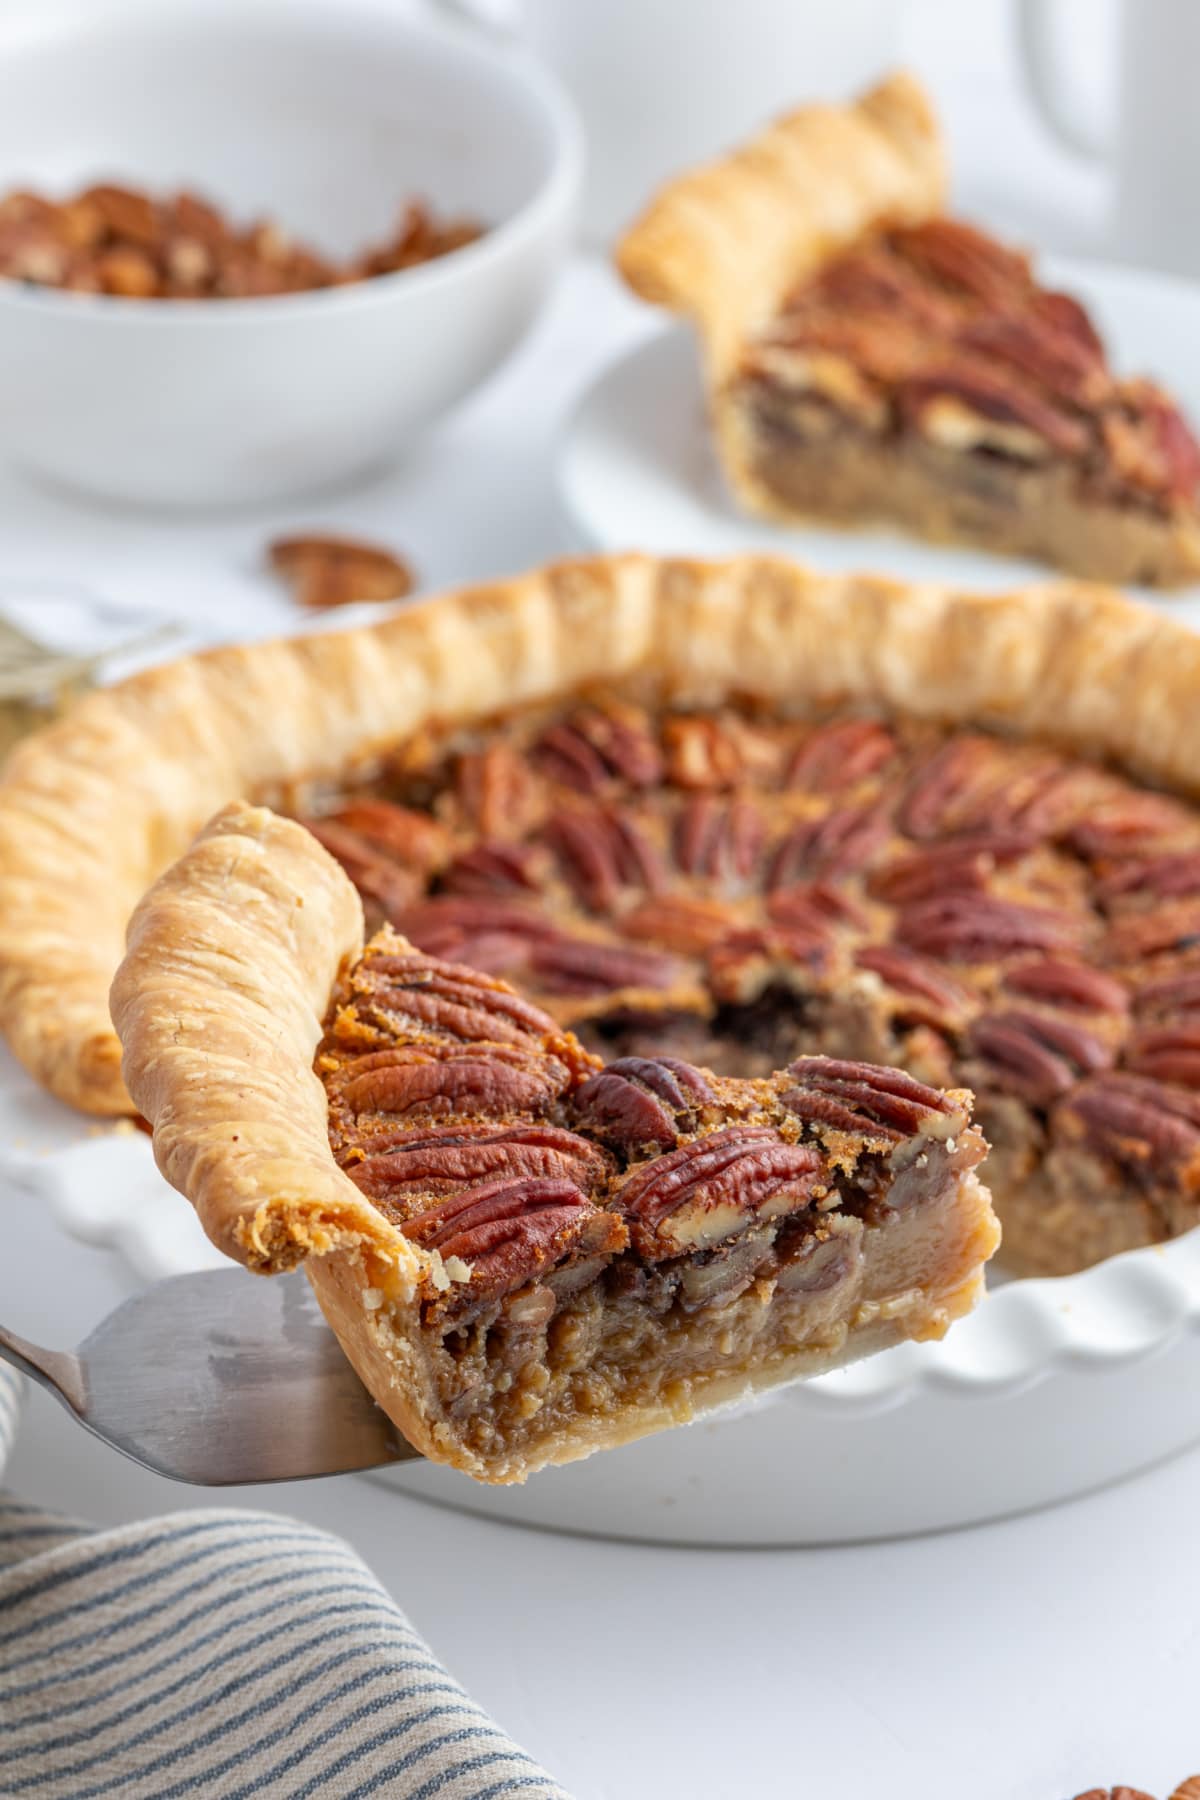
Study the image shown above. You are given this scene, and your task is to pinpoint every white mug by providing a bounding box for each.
[437,0,901,243]
[1017,0,1200,275]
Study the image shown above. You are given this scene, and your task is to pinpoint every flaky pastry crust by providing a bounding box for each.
[6,552,1200,1115]
[616,72,944,378]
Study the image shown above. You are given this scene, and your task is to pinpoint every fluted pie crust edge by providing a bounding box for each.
[5,552,1200,1117]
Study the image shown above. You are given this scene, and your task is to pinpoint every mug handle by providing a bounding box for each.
[1015,0,1110,159]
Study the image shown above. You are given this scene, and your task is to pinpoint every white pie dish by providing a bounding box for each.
[0,0,580,508]
[14,1077,1200,1546]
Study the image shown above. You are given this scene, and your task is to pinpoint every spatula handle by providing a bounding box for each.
[0,1324,86,1414]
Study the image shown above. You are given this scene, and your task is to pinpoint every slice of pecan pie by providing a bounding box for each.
[617,75,1200,585]
[111,803,997,1482]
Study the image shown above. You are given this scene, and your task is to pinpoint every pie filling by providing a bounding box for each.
[317,938,991,1467]
[291,692,1200,1282]
[733,219,1200,578]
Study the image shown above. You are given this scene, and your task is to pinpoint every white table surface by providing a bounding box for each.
[6,8,1200,1796]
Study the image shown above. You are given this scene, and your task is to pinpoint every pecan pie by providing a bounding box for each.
[110,802,996,1481]
[4,553,1200,1284]
[617,75,1200,586]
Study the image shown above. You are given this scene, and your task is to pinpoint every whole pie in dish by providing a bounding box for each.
[110,801,996,1481]
[617,74,1200,586]
[3,555,1200,1286]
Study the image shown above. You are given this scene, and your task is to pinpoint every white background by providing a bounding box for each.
[6,3,1199,1796]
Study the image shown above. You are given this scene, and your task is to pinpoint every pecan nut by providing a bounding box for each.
[1003,958,1129,1015]
[785,719,896,792]
[340,1042,571,1120]
[967,1008,1111,1105]
[1126,1025,1200,1089]
[360,948,567,1050]
[673,794,767,885]
[404,1177,627,1319]
[612,1127,821,1258]
[894,892,1083,962]
[780,1056,962,1142]
[543,805,663,912]
[767,805,888,887]
[570,1056,714,1155]
[1053,1072,1200,1176]
[349,1123,611,1208]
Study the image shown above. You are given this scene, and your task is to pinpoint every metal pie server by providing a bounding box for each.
[0,1268,422,1484]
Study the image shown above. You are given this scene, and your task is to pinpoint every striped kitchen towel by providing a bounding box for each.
[0,1367,571,1799]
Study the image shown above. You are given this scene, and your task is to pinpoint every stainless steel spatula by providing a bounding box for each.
[0,1268,422,1483]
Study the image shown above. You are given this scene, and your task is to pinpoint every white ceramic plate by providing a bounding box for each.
[559,255,1200,629]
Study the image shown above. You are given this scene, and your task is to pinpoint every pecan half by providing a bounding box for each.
[673,794,767,886]
[528,934,685,996]
[349,1123,611,1206]
[360,949,566,1049]
[1053,1072,1200,1178]
[967,1008,1111,1105]
[543,805,663,912]
[785,719,896,792]
[533,706,660,793]
[766,805,888,887]
[888,218,1032,306]
[613,1127,821,1258]
[1098,851,1200,906]
[899,735,1063,841]
[454,743,544,840]
[768,879,869,936]
[661,716,744,789]
[1135,970,1200,1020]
[405,1177,626,1319]
[397,894,550,965]
[621,894,738,955]
[441,841,544,897]
[868,832,1033,906]
[314,799,449,873]
[269,533,414,610]
[570,1056,714,1155]
[957,311,1109,408]
[340,1042,570,1120]
[1126,1025,1200,1088]
[303,818,421,920]
[894,892,1083,962]
[1003,958,1129,1014]
[1101,901,1200,966]
[780,1056,962,1142]
[1066,792,1197,862]
[854,944,969,1016]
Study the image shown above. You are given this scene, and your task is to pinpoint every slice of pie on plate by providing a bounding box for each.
[617,74,1200,586]
[110,801,997,1483]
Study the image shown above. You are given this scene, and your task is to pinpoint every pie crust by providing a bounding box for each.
[4,550,1200,1126]
[110,800,998,1482]
[617,75,1200,585]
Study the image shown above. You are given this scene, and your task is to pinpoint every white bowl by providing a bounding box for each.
[0,0,580,507]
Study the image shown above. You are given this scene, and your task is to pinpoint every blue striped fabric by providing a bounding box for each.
[0,1368,572,1799]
